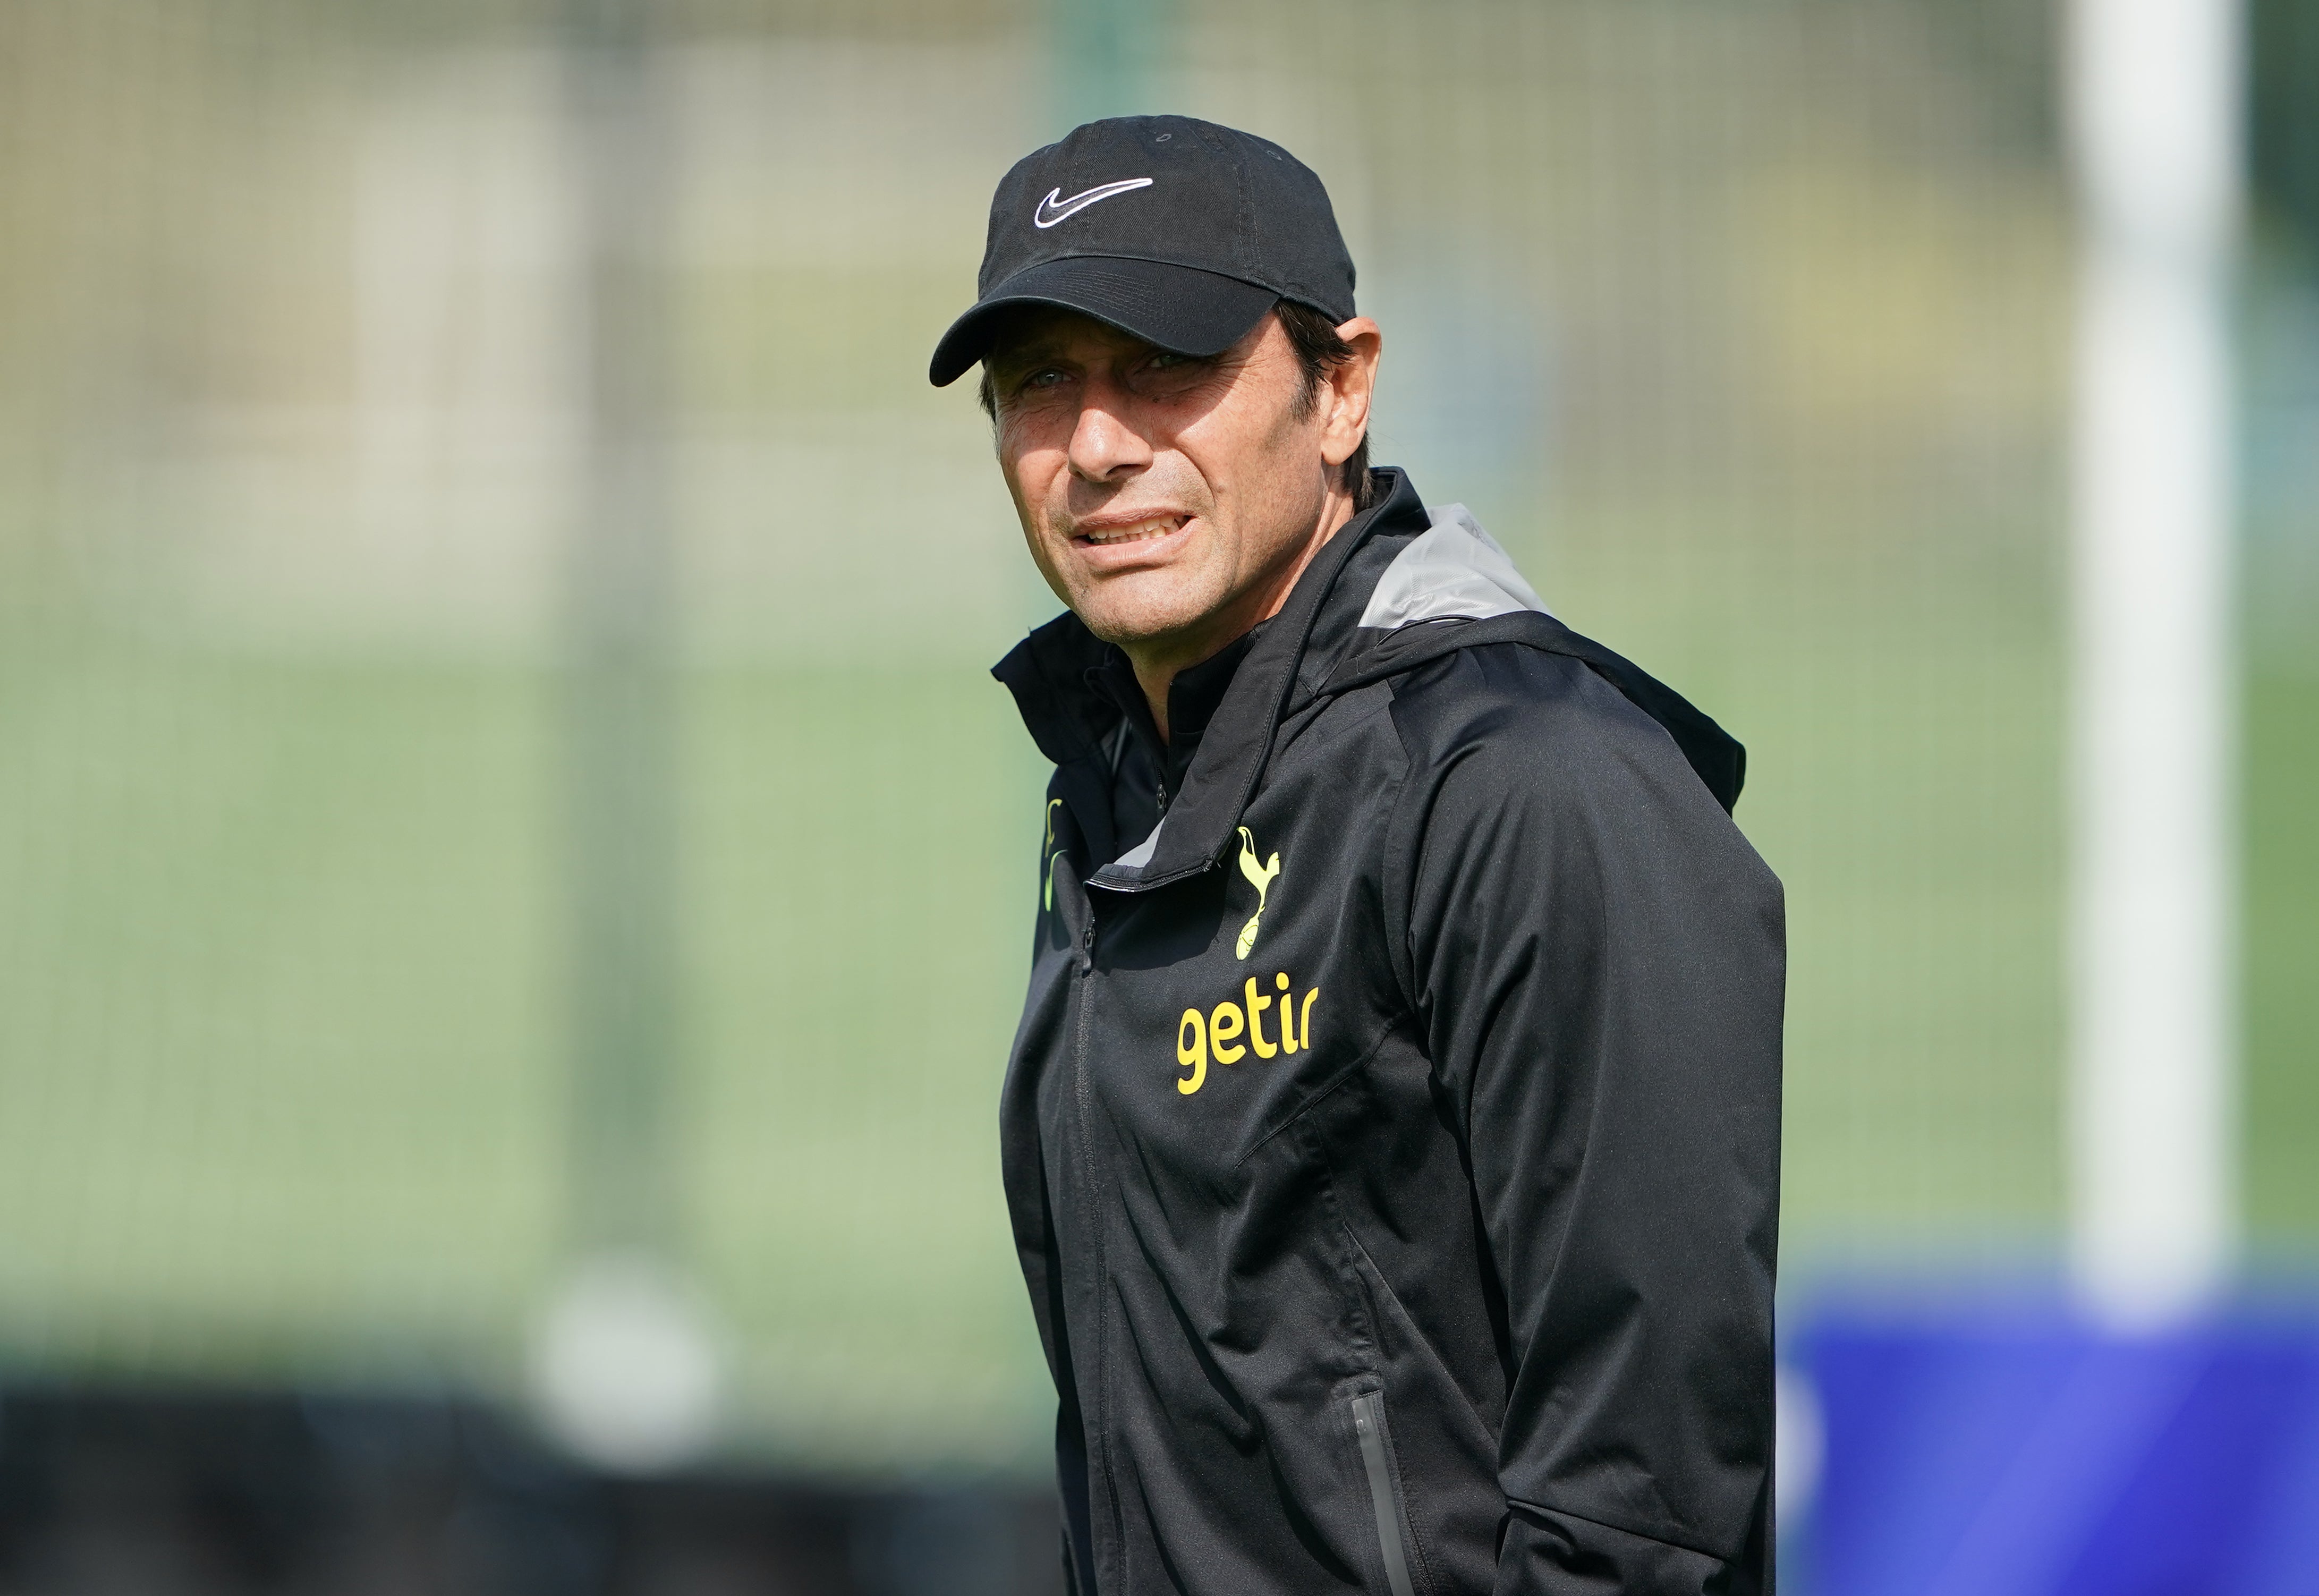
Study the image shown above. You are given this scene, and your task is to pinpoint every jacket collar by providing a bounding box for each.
[992,467,1432,892]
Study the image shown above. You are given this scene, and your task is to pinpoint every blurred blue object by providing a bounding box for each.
[1803,1301,2319,1596]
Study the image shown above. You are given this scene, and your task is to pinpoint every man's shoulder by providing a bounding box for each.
[1318,609,1744,817]
[1371,631,1781,919]
[1383,631,1671,759]
[1374,627,1743,828]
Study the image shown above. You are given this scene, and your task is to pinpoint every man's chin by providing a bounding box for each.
[1065,573,1225,651]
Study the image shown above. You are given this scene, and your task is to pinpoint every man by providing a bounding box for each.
[930,115,1783,1595]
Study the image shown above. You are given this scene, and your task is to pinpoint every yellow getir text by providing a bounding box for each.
[1176,975,1320,1096]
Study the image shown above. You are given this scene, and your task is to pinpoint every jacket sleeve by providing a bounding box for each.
[1391,651,1784,1595]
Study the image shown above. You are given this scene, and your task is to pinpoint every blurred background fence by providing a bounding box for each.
[0,0,2313,1586]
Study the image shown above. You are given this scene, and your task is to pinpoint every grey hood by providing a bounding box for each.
[1359,502,1549,630]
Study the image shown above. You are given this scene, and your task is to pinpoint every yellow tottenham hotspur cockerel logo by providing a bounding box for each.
[1234,826,1281,958]
[1042,799,1064,911]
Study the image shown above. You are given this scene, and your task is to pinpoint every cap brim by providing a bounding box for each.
[928,257,1279,387]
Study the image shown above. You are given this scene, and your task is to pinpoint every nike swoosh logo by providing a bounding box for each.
[1033,177,1153,228]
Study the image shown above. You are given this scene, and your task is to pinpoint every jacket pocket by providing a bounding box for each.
[1346,1388,1426,1596]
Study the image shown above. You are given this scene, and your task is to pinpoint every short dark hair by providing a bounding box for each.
[977,302,1375,512]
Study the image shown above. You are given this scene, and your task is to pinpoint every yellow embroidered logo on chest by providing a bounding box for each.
[1234,826,1281,958]
[1174,973,1321,1096]
[1042,799,1065,911]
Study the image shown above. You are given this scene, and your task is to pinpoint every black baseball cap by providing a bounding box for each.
[928,115,1356,387]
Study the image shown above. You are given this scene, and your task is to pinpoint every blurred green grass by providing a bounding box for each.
[2249,668,2319,1242]
[0,644,560,1374]
[0,642,1054,1465]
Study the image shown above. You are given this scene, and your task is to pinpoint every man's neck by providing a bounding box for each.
[1126,488,1358,742]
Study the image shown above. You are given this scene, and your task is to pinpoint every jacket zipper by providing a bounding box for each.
[1349,1391,1422,1596]
[1072,910,1126,1587]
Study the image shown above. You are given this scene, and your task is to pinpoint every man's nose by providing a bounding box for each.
[1066,393,1153,482]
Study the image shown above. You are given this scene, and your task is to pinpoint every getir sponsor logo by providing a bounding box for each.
[1175,973,1320,1096]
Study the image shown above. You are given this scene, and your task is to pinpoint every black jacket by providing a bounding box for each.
[993,470,1784,1596]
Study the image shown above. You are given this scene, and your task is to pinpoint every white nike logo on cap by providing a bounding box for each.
[1033,177,1153,228]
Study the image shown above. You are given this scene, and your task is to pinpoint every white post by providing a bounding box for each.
[2065,0,2241,1328]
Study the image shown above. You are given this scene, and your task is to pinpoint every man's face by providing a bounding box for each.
[986,309,1347,665]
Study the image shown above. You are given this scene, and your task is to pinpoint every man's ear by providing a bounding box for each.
[1319,318,1382,469]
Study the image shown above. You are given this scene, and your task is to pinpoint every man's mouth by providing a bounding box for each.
[1075,514,1188,547]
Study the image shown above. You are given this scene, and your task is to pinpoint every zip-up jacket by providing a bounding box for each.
[993,469,1785,1596]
